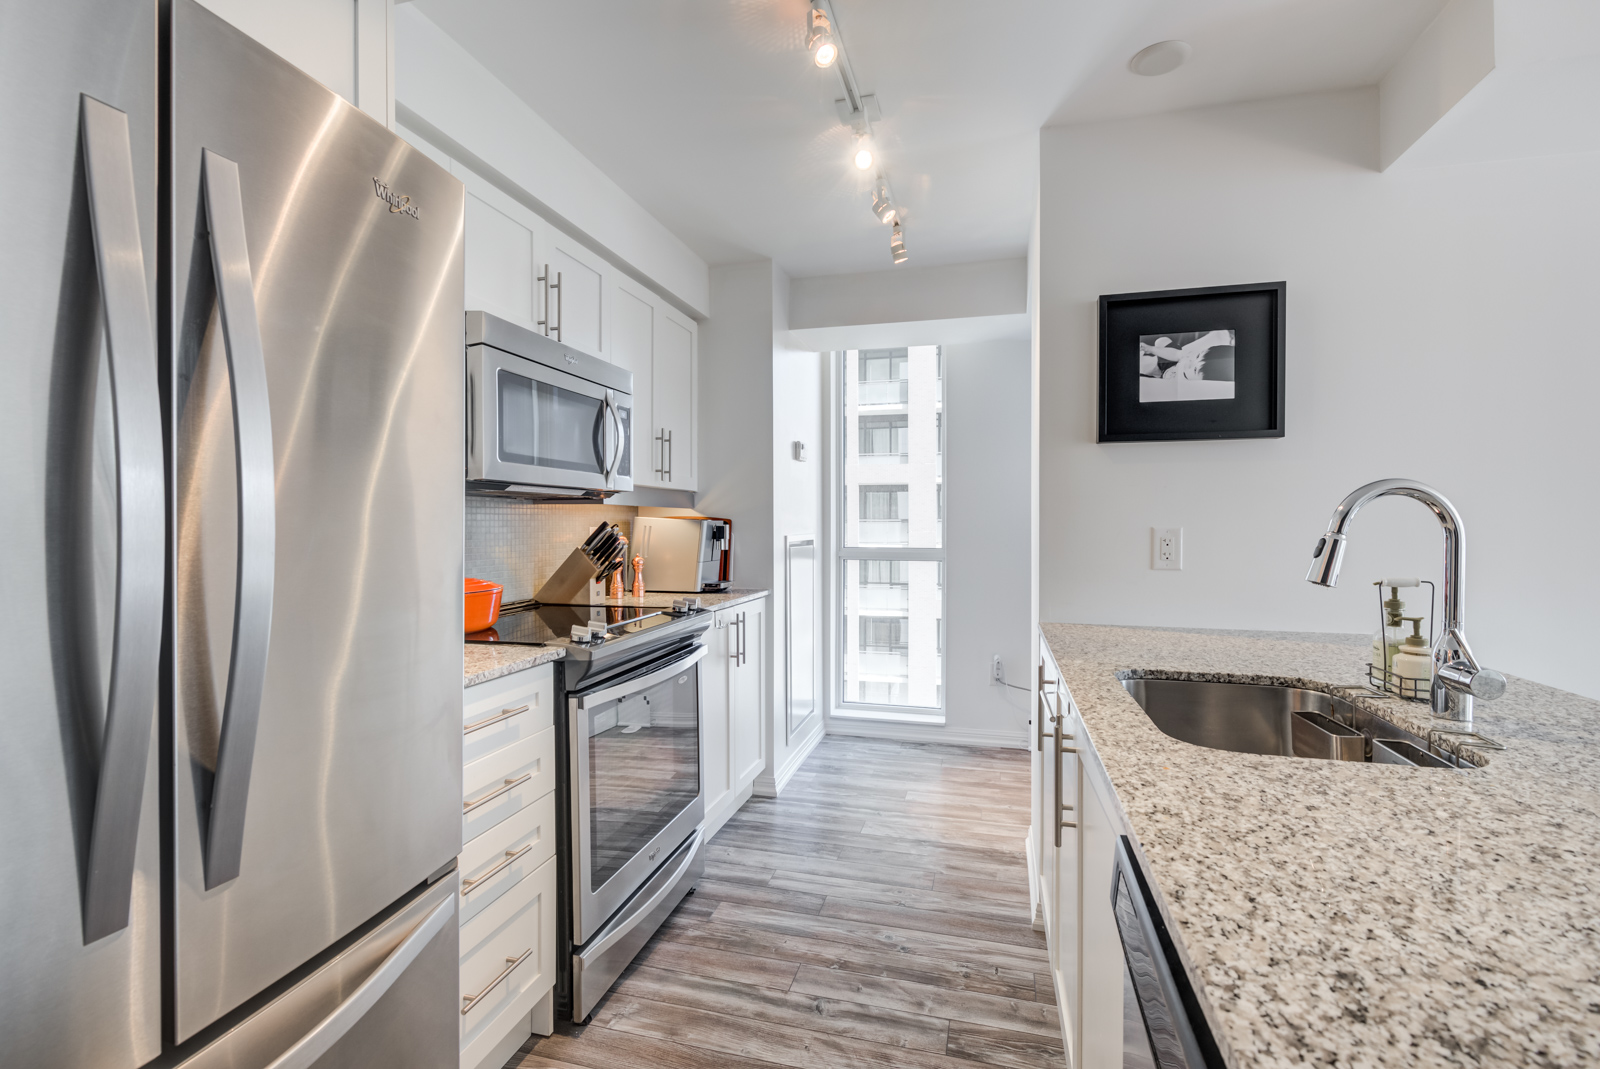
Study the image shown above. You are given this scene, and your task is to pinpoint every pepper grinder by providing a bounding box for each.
[632,554,645,598]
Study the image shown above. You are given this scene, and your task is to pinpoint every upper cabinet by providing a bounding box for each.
[614,277,697,491]
[404,129,699,492]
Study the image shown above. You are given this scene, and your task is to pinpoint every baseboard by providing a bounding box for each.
[703,782,754,839]
[752,720,825,798]
[824,718,1028,749]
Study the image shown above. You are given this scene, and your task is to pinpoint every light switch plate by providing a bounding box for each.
[1153,527,1183,570]
[792,440,807,462]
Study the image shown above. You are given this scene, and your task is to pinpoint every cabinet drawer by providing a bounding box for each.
[464,665,554,764]
[459,791,556,925]
[463,726,555,845]
[460,856,556,1046]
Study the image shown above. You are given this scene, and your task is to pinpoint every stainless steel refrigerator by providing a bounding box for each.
[0,2,465,1066]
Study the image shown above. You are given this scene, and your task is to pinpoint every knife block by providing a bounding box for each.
[533,545,608,605]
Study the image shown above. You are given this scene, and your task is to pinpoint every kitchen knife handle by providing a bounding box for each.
[201,149,277,890]
[78,95,164,944]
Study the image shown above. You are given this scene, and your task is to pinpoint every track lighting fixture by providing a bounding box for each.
[890,222,907,264]
[808,5,837,68]
[853,138,874,170]
[871,176,896,224]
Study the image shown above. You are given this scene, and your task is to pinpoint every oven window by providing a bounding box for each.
[498,367,603,473]
[587,667,700,888]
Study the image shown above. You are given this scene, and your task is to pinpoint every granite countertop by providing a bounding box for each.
[463,644,564,688]
[463,589,769,687]
[1041,623,1600,1069]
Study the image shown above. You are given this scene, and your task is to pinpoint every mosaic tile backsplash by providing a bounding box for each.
[464,496,636,603]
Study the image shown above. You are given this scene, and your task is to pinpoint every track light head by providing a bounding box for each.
[853,138,874,170]
[871,177,896,224]
[890,222,907,264]
[808,6,837,68]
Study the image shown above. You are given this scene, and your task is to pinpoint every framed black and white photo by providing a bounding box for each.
[1098,281,1285,442]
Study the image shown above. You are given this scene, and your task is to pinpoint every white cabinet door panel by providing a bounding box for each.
[464,193,534,331]
[731,605,764,787]
[612,285,655,486]
[653,312,694,488]
[701,613,733,817]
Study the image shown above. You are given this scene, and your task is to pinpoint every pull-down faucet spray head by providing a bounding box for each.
[1306,532,1347,587]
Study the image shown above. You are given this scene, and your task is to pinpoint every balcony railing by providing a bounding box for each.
[858,379,908,405]
[857,520,909,545]
[859,451,908,464]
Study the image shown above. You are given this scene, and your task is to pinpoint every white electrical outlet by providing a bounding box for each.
[1153,527,1183,570]
[992,655,1004,683]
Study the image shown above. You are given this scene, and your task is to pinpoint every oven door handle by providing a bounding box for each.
[576,645,707,709]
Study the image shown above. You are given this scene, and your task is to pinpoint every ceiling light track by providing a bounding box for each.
[805,0,907,263]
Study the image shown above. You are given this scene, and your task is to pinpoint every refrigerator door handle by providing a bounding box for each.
[200,149,277,889]
[78,95,165,944]
[261,893,456,1069]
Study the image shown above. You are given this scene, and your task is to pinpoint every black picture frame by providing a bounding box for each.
[1098,281,1285,442]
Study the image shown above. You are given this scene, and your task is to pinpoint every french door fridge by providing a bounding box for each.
[0,2,466,1066]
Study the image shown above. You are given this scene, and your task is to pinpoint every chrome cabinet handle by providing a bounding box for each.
[461,844,533,893]
[463,772,533,814]
[666,428,673,482]
[1055,715,1079,846]
[463,704,527,735]
[77,96,164,943]
[265,893,455,1069]
[553,270,563,342]
[537,265,552,336]
[462,948,532,1015]
[200,149,277,890]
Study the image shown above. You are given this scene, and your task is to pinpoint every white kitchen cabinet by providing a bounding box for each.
[652,309,696,489]
[701,599,766,835]
[1036,636,1131,1069]
[463,190,536,330]
[541,230,607,358]
[459,664,559,1069]
[611,276,697,490]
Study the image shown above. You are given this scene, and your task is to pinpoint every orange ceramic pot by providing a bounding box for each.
[463,578,503,634]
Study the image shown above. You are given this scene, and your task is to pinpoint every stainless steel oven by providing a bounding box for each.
[466,310,632,495]
[562,631,707,1021]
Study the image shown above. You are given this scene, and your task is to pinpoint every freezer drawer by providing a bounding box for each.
[176,876,458,1069]
[460,857,557,1061]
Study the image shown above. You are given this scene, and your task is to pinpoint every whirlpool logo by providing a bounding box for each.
[372,178,419,219]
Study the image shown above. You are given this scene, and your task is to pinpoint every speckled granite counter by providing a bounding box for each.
[463,645,564,688]
[1041,623,1600,1069]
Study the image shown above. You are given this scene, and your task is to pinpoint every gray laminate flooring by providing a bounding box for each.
[510,735,1062,1069]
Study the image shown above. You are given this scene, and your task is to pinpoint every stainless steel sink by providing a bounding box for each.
[1121,678,1470,768]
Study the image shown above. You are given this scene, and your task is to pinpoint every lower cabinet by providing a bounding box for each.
[459,664,559,1069]
[702,599,767,835]
[1035,635,1134,1069]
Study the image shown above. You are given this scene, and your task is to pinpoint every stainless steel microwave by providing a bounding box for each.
[466,310,633,495]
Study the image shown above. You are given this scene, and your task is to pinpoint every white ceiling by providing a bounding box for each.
[413,0,1447,280]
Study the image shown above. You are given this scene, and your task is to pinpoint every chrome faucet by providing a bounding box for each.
[1306,479,1505,726]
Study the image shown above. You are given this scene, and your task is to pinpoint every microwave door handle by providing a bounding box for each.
[78,96,165,943]
[605,396,624,479]
[200,150,277,890]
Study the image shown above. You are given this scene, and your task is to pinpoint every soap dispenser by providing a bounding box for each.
[1371,584,1407,683]
[1390,616,1433,694]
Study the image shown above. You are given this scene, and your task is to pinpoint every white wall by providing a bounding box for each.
[393,5,709,317]
[943,339,1034,745]
[697,261,825,793]
[1039,87,1600,700]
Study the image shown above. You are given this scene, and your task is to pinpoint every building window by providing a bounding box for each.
[840,345,944,715]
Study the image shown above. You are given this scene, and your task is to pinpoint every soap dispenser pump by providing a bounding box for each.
[1371,584,1407,680]
[1391,616,1433,694]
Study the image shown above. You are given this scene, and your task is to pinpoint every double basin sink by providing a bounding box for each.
[1122,678,1472,769]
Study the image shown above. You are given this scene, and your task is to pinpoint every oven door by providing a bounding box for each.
[569,645,705,945]
[467,343,631,492]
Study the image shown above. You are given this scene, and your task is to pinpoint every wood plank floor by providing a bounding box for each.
[509,736,1061,1069]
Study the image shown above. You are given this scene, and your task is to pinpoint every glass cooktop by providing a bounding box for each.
[466,602,679,646]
